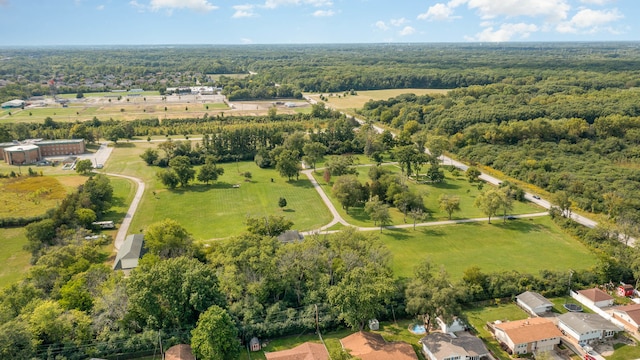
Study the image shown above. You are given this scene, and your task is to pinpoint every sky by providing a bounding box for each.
[0,0,637,46]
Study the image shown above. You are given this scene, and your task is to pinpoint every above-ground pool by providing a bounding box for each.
[409,323,426,334]
[564,303,583,312]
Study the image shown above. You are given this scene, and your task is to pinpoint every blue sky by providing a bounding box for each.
[0,0,636,45]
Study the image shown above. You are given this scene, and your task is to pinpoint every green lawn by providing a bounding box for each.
[313,165,544,228]
[0,227,30,289]
[606,336,640,360]
[379,216,596,280]
[465,303,529,360]
[105,143,332,240]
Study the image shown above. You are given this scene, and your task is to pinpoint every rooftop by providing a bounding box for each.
[421,332,489,360]
[516,291,553,309]
[578,288,613,303]
[613,303,640,325]
[494,318,563,344]
[558,312,622,334]
[113,234,145,270]
[265,342,329,360]
[340,331,418,360]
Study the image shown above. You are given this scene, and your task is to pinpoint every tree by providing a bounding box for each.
[394,145,417,176]
[103,125,126,144]
[126,257,225,330]
[332,175,366,213]
[328,265,395,330]
[191,305,241,360]
[554,190,572,218]
[498,189,514,222]
[76,91,84,99]
[439,194,461,220]
[278,197,287,209]
[0,321,36,359]
[140,148,159,165]
[75,159,93,175]
[365,196,391,232]
[302,142,327,171]
[405,261,461,333]
[245,215,293,237]
[169,155,195,187]
[197,157,224,184]
[80,174,114,216]
[145,218,195,258]
[323,168,331,183]
[275,149,300,181]
[158,139,177,160]
[325,155,356,176]
[409,208,426,230]
[75,208,96,228]
[466,166,481,183]
[157,169,179,189]
[268,106,277,120]
[25,219,57,254]
[474,188,504,224]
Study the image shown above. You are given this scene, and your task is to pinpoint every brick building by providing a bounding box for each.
[1,139,85,165]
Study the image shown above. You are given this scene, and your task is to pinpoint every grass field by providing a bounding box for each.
[104,143,332,240]
[305,89,451,110]
[465,303,529,360]
[57,91,161,99]
[379,216,596,280]
[312,164,544,228]
[0,175,68,218]
[0,227,30,288]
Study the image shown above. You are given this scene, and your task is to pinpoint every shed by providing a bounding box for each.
[113,234,146,271]
[249,337,260,352]
[277,230,304,243]
[165,344,195,360]
[618,284,634,297]
[516,291,553,315]
[577,288,614,308]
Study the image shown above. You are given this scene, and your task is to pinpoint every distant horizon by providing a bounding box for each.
[0,0,637,46]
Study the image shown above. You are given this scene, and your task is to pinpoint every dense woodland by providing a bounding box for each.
[2,43,640,358]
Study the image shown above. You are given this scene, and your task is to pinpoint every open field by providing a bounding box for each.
[379,216,596,280]
[313,164,543,227]
[305,88,451,110]
[57,91,161,99]
[465,303,529,360]
[0,175,68,218]
[104,142,332,240]
[0,227,30,288]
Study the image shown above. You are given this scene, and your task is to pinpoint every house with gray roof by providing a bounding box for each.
[113,234,146,272]
[516,291,553,316]
[420,332,489,360]
[558,312,622,346]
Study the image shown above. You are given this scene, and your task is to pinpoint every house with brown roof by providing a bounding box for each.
[576,288,614,308]
[612,303,640,331]
[493,318,562,355]
[340,331,419,360]
[421,332,489,360]
[264,342,329,360]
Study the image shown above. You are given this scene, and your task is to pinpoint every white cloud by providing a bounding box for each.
[129,0,146,11]
[149,0,218,12]
[263,0,332,9]
[97,4,105,10]
[232,4,257,18]
[580,0,613,4]
[465,0,570,22]
[390,18,409,27]
[240,38,254,44]
[313,9,334,17]
[399,26,416,36]
[469,22,538,41]
[375,21,389,31]
[418,3,457,21]
[557,8,623,33]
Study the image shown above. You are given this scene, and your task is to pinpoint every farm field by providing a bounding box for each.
[305,88,451,110]
[105,143,333,240]
[312,164,543,228]
[379,216,596,280]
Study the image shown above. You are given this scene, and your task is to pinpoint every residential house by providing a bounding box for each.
[421,332,490,360]
[558,312,623,346]
[265,342,329,360]
[493,318,563,355]
[340,331,418,360]
[249,337,261,352]
[612,303,640,331]
[576,288,614,308]
[436,316,466,334]
[516,291,553,316]
[113,234,146,272]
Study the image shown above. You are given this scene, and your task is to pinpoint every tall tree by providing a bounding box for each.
[439,194,461,220]
[245,215,293,237]
[365,196,391,232]
[328,265,395,330]
[191,305,241,360]
[140,148,159,165]
[275,149,301,181]
[75,159,93,175]
[144,218,195,258]
[169,155,195,187]
[474,188,504,224]
[302,142,327,171]
[332,175,366,213]
[197,156,224,184]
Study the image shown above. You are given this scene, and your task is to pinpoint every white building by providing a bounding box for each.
[576,288,614,308]
[558,312,622,346]
[516,291,554,316]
